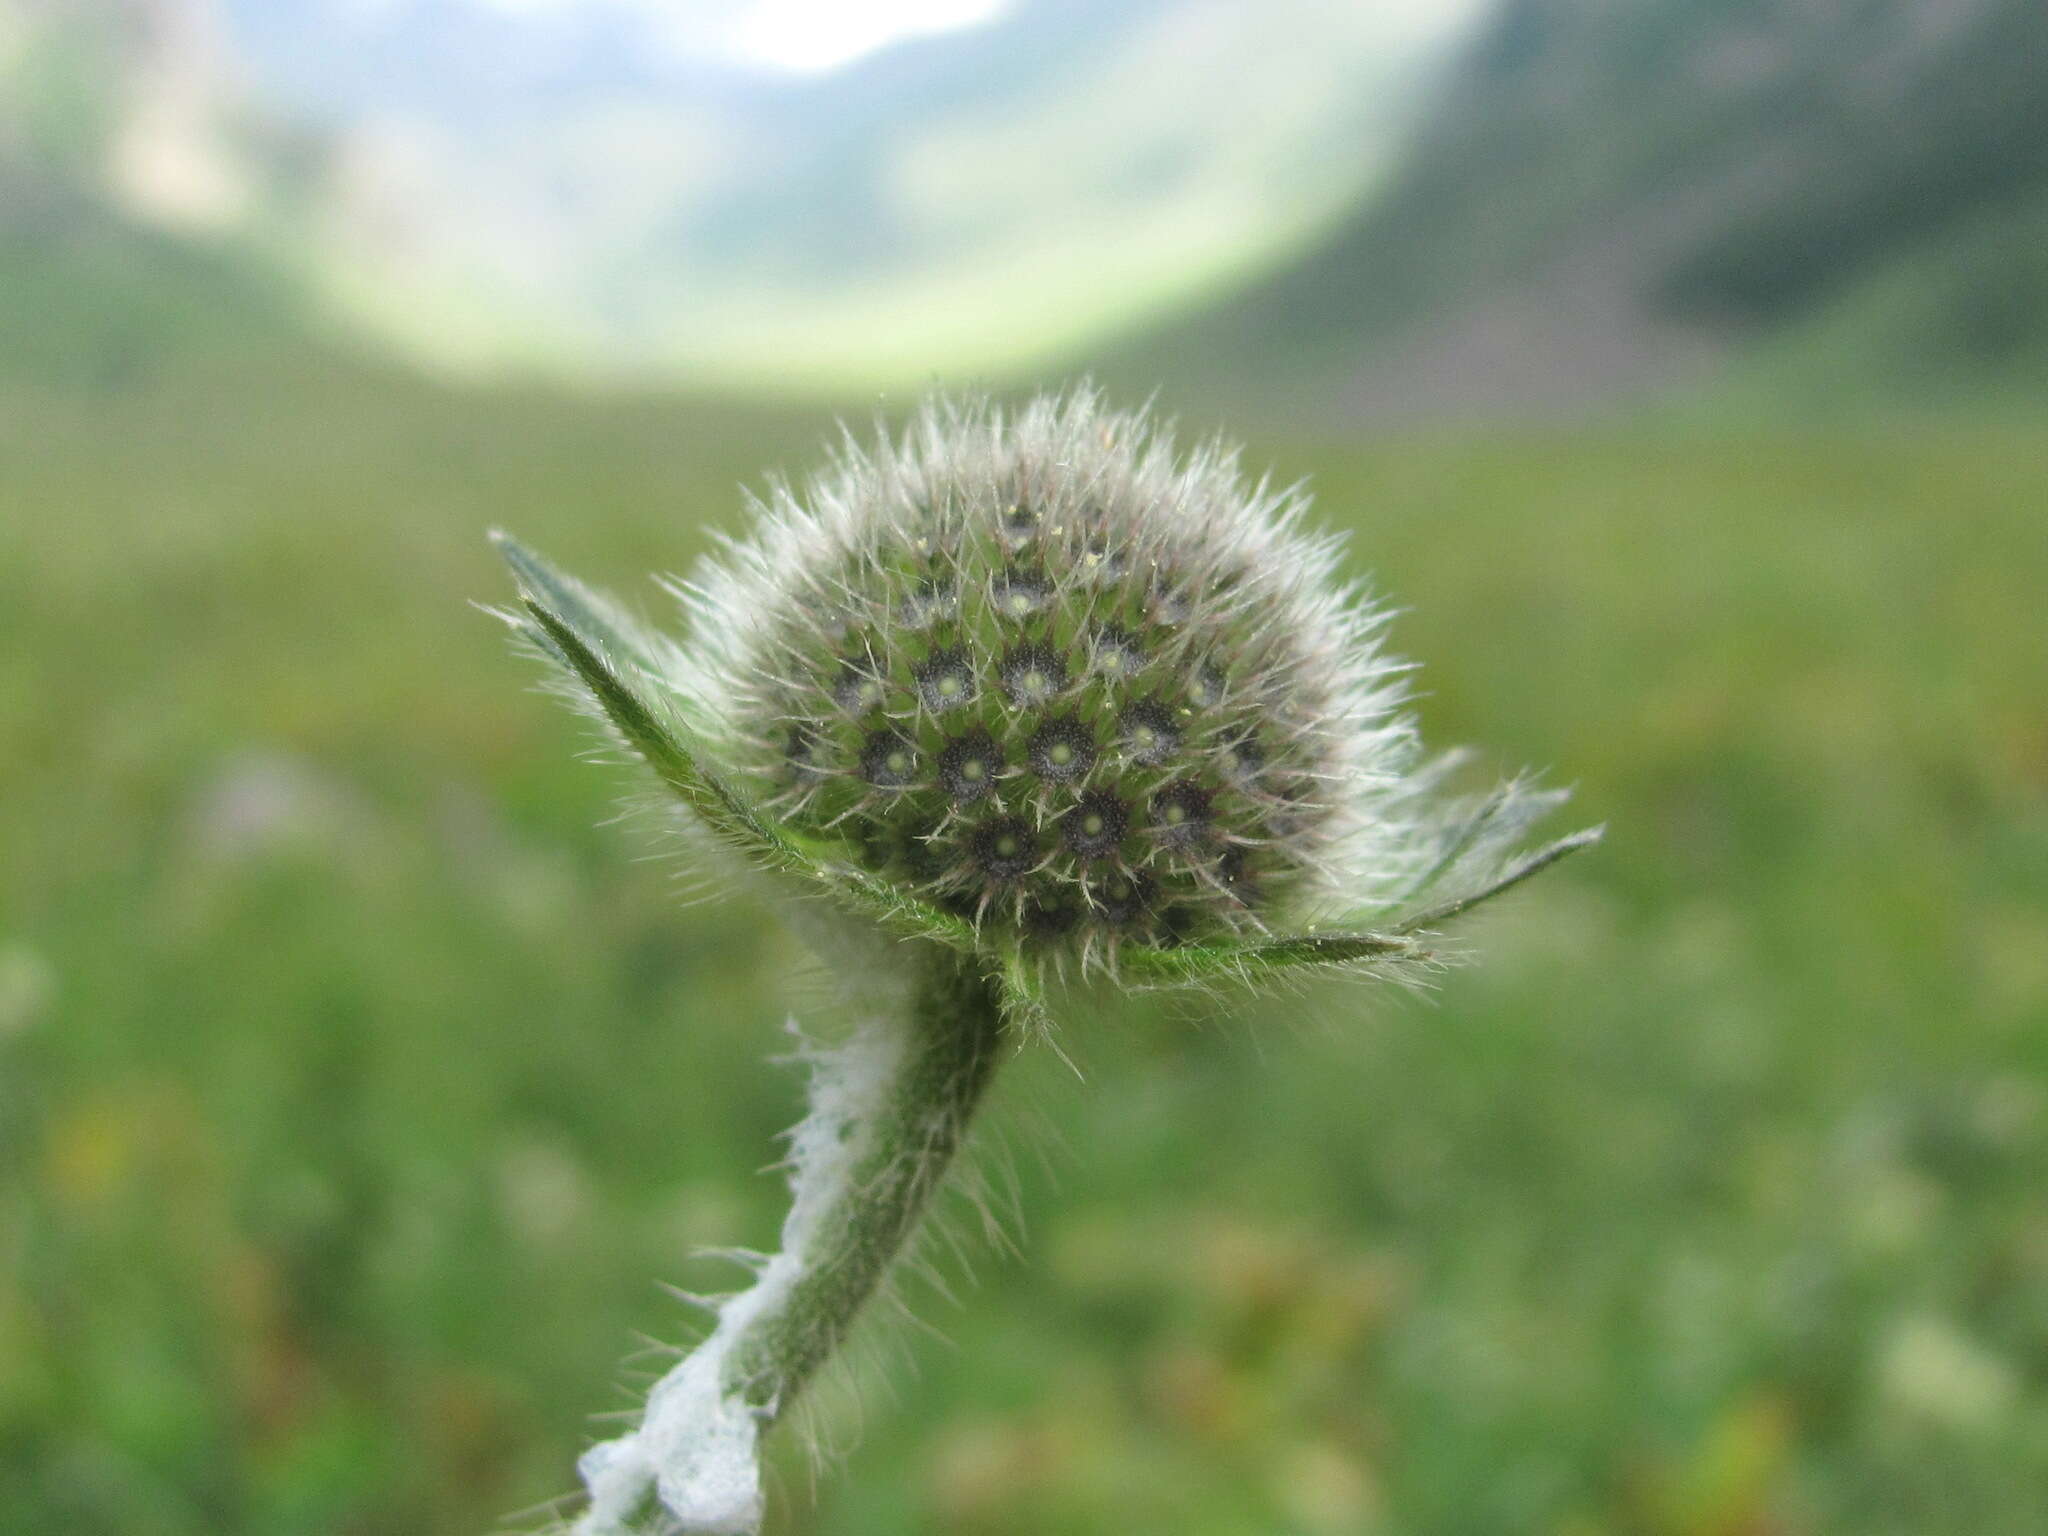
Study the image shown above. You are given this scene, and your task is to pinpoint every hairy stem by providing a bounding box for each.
[732,946,1006,1410]
[573,941,1008,1536]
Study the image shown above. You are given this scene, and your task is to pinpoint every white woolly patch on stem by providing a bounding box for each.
[572,1018,911,1536]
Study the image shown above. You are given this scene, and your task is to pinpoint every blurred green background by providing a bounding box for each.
[3,3,2047,1534]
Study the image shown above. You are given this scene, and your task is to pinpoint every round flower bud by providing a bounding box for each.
[675,388,1421,963]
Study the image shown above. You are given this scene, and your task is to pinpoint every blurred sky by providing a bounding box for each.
[434,0,1018,76]
[65,0,1492,388]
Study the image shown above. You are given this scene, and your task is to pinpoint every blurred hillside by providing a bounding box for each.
[0,0,339,386]
[1112,0,2048,421]
[2,0,1484,389]
[0,173,329,390]
[7,0,2048,413]
[0,0,305,231]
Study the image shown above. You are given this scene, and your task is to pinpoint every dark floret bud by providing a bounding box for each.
[1062,790,1128,859]
[1027,716,1095,783]
[914,647,976,712]
[859,729,919,789]
[999,642,1068,708]
[1150,781,1212,848]
[991,567,1052,621]
[1118,701,1181,766]
[833,661,887,715]
[1090,872,1154,927]
[1090,625,1142,679]
[938,730,1003,804]
[971,816,1038,881]
[1219,730,1264,782]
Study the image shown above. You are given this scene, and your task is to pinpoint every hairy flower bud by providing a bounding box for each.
[674,388,1418,968]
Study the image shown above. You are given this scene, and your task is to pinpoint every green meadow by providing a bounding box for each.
[2,360,2044,1535]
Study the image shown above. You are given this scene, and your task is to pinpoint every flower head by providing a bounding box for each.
[665,389,1422,965]
[496,385,1597,991]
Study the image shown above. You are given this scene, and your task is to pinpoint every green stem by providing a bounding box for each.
[732,943,1008,1415]
[573,941,1009,1536]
